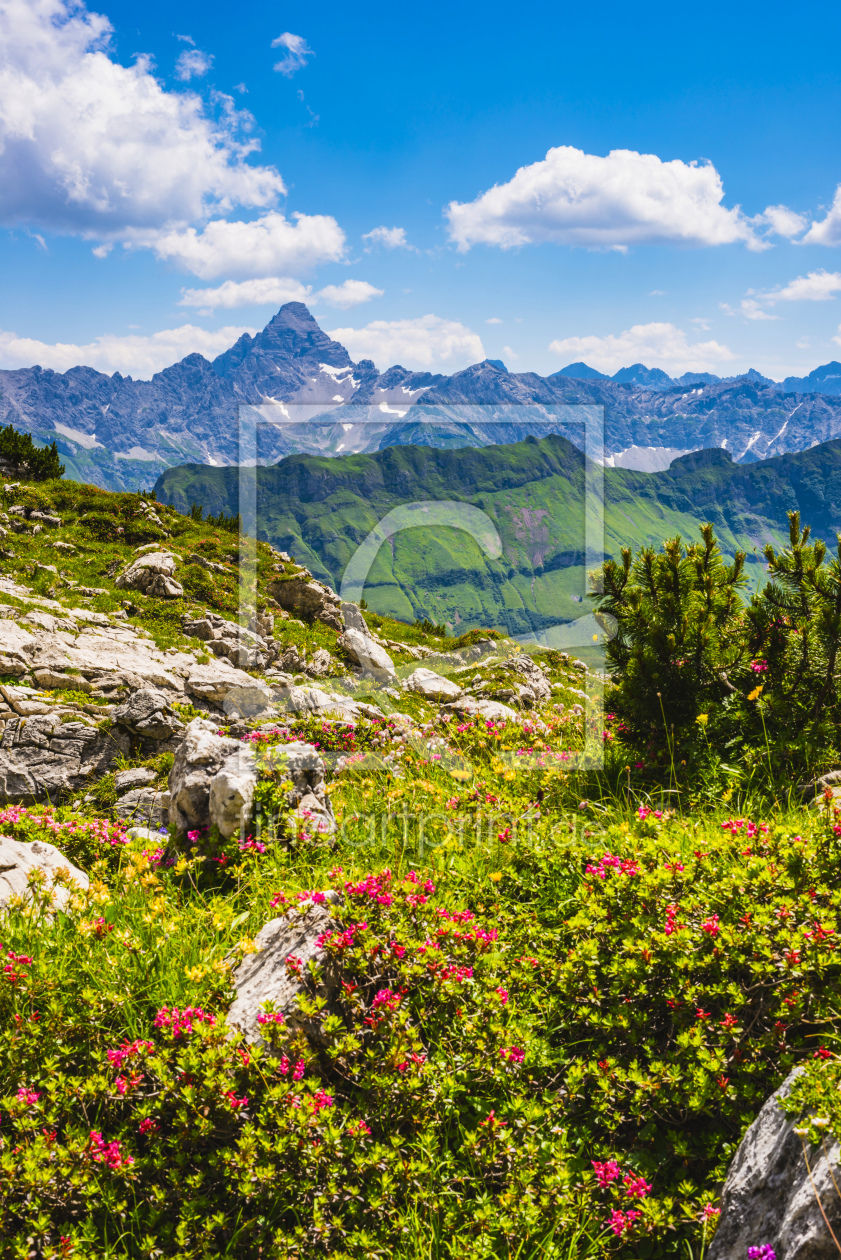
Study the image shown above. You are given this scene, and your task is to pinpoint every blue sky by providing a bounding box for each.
[2,0,841,380]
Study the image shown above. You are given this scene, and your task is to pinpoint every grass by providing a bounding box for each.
[1,469,838,1258]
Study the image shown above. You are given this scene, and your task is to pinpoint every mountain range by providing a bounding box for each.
[3,302,841,491]
[155,433,841,639]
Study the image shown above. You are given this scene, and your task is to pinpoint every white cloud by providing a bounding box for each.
[719,298,778,321]
[177,275,381,312]
[175,49,214,81]
[313,280,383,309]
[272,32,314,78]
[178,276,312,310]
[362,225,414,251]
[327,315,485,371]
[803,187,841,246]
[548,322,736,375]
[502,345,517,359]
[0,322,257,378]
[149,210,346,279]
[0,0,284,240]
[447,145,767,252]
[486,316,502,324]
[756,204,807,238]
[769,270,841,302]
[722,270,841,322]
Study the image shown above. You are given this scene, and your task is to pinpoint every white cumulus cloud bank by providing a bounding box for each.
[151,211,346,279]
[548,322,736,375]
[0,323,257,378]
[447,146,791,252]
[327,316,485,372]
[178,276,381,311]
[0,0,285,238]
[272,33,314,78]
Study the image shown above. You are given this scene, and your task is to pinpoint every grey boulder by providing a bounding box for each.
[338,627,395,678]
[709,1069,841,1260]
[114,766,155,792]
[268,576,344,631]
[115,552,183,599]
[112,688,186,741]
[406,667,462,702]
[0,714,128,802]
[0,835,89,910]
[227,896,342,1046]
[168,718,253,839]
[114,786,171,828]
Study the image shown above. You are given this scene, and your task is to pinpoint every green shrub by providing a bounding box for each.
[0,424,64,481]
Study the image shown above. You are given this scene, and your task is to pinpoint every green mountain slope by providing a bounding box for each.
[155,435,841,636]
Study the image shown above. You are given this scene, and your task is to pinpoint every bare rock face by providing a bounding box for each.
[504,653,552,703]
[268,576,344,631]
[114,766,155,792]
[112,687,186,742]
[0,834,89,910]
[709,1069,841,1260]
[406,667,462,702]
[0,714,128,802]
[114,786,171,828]
[186,660,271,708]
[338,627,395,679]
[268,740,335,835]
[209,747,258,839]
[340,602,368,633]
[168,718,254,839]
[181,610,269,671]
[115,552,183,599]
[227,896,342,1045]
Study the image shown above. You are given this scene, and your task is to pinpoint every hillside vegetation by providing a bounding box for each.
[1,453,841,1259]
[156,434,841,637]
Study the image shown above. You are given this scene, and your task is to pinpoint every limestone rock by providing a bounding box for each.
[340,602,368,633]
[0,835,88,910]
[278,683,382,723]
[186,659,269,707]
[442,695,520,723]
[504,653,552,703]
[709,1069,841,1260]
[115,766,155,792]
[406,667,462,702]
[115,552,183,599]
[227,897,342,1045]
[268,576,344,630]
[114,786,171,828]
[112,688,186,741]
[209,747,258,839]
[338,627,395,678]
[168,718,246,837]
[32,669,92,693]
[0,714,128,802]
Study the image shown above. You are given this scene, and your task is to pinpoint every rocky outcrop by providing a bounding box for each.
[168,719,255,839]
[227,895,342,1046]
[114,786,170,828]
[267,740,335,836]
[112,688,185,743]
[115,551,183,599]
[709,1070,841,1260]
[268,575,344,631]
[185,660,272,709]
[181,610,270,671]
[0,835,89,910]
[406,667,462,702]
[338,627,395,679]
[0,714,128,802]
[503,653,552,705]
